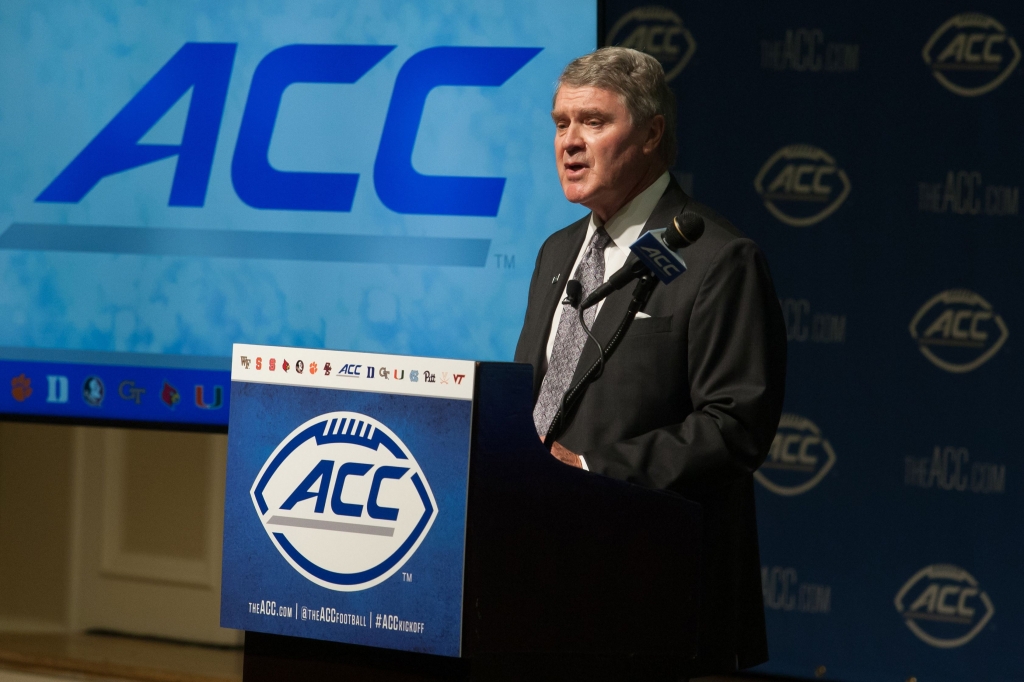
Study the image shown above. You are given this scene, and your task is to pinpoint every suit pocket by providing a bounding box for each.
[626,314,673,335]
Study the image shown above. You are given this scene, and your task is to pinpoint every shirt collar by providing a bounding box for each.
[588,171,671,252]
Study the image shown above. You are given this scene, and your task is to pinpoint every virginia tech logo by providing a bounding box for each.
[607,6,697,82]
[895,564,994,648]
[755,414,836,496]
[909,290,1008,373]
[251,411,437,591]
[754,145,850,227]
[923,14,1021,97]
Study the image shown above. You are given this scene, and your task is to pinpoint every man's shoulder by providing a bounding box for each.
[537,212,590,260]
[679,196,770,275]
[685,197,748,249]
[650,176,753,257]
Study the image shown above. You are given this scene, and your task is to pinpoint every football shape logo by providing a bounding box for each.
[606,5,697,82]
[755,413,836,496]
[923,14,1021,97]
[894,564,994,648]
[251,411,437,591]
[754,144,851,227]
[909,289,1008,373]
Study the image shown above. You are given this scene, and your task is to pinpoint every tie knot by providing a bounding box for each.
[589,226,612,252]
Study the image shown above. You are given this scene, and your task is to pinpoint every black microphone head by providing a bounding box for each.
[564,279,583,308]
[665,212,705,249]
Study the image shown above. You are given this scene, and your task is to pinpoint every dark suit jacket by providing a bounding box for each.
[514,177,787,676]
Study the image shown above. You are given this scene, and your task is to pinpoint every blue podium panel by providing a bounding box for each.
[221,344,475,657]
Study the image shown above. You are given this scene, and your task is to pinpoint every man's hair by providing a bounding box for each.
[555,46,677,167]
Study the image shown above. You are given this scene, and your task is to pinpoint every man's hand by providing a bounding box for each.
[550,441,583,468]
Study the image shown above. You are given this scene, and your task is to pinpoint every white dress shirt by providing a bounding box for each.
[544,171,670,366]
[542,171,670,469]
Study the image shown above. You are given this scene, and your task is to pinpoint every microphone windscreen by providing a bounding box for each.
[564,279,582,308]
[665,213,705,250]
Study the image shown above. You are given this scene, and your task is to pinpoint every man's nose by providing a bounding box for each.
[562,122,585,154]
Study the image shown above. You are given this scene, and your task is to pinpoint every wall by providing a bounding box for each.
[0,423,73,630]
[603,2,1021,681]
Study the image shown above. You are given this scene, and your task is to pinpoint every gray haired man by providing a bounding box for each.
[515,47,787,677]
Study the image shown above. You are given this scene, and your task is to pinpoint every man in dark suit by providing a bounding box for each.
[514,47,787,677]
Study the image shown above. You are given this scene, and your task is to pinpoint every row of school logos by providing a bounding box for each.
[782,288,1010,373]
[762,563,996,649]
[237,354,467,385]
[758,413,1006,497]
[7,373,223,410]
[753,147,1020,227]
[611,7,1020,98]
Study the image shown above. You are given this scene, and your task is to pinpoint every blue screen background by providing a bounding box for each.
[0,1,595,369]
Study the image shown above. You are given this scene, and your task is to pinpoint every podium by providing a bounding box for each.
[221,345,702,681]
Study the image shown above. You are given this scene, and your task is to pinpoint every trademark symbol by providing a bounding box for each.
[402,572,413,582]
[492,253,515,269]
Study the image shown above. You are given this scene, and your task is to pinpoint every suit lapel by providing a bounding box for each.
[567,177,690,390]
[525,215,589,393]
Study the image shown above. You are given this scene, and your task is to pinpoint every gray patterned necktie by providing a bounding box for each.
[533,227,612,438]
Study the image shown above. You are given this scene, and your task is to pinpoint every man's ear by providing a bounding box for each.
[642,115,666,156]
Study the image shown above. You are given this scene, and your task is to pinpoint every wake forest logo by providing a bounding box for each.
[923,14,1021,97]
[909,289,1008,373]
[755,414,836,496]
[754,145,850,227]
[895,564,994,648]
[251,412,436,591]
[606,6,696,82]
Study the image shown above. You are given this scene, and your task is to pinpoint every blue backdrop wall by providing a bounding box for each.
[602,2,1022,681]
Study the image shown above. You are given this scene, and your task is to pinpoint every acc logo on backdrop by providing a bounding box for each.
[894,564,994,648]
[754,145,851,227]
[909,289,1008,373]
[754,414,836,496]
[606,6,697,82]
[251,411,437,591]
[923,14,1021,97]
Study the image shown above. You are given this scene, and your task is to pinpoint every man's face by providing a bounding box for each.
[551,85,659,220]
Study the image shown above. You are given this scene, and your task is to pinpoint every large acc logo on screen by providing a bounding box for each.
[250,412,437,591]
[37,43,540,217]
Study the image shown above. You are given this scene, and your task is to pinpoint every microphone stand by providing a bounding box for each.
[543,269,660,445]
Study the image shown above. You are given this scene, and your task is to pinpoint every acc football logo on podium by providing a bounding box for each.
[755,414,836,496]
[754,145,851,227]
[909,289,1008,373]
[923,14,1021,97]
[251,411,437,591]
[894,564,994,648]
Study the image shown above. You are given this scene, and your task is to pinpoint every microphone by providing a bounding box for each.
[664,211,705,249]
[630,212,704,284]
[563,280,582,307]
[578,212,705,310]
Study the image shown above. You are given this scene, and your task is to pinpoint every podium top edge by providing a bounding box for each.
[230,343,475,401]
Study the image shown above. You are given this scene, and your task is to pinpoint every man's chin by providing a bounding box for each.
[560,182,595,205]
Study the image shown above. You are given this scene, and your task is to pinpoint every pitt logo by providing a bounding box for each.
[607,6,696,82]
[754,145,850,227]
[894,564,994,648]
[755,414,836,496]
[251,411,437,591]
[923,14,1021,97]
[909,289,1008,373]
